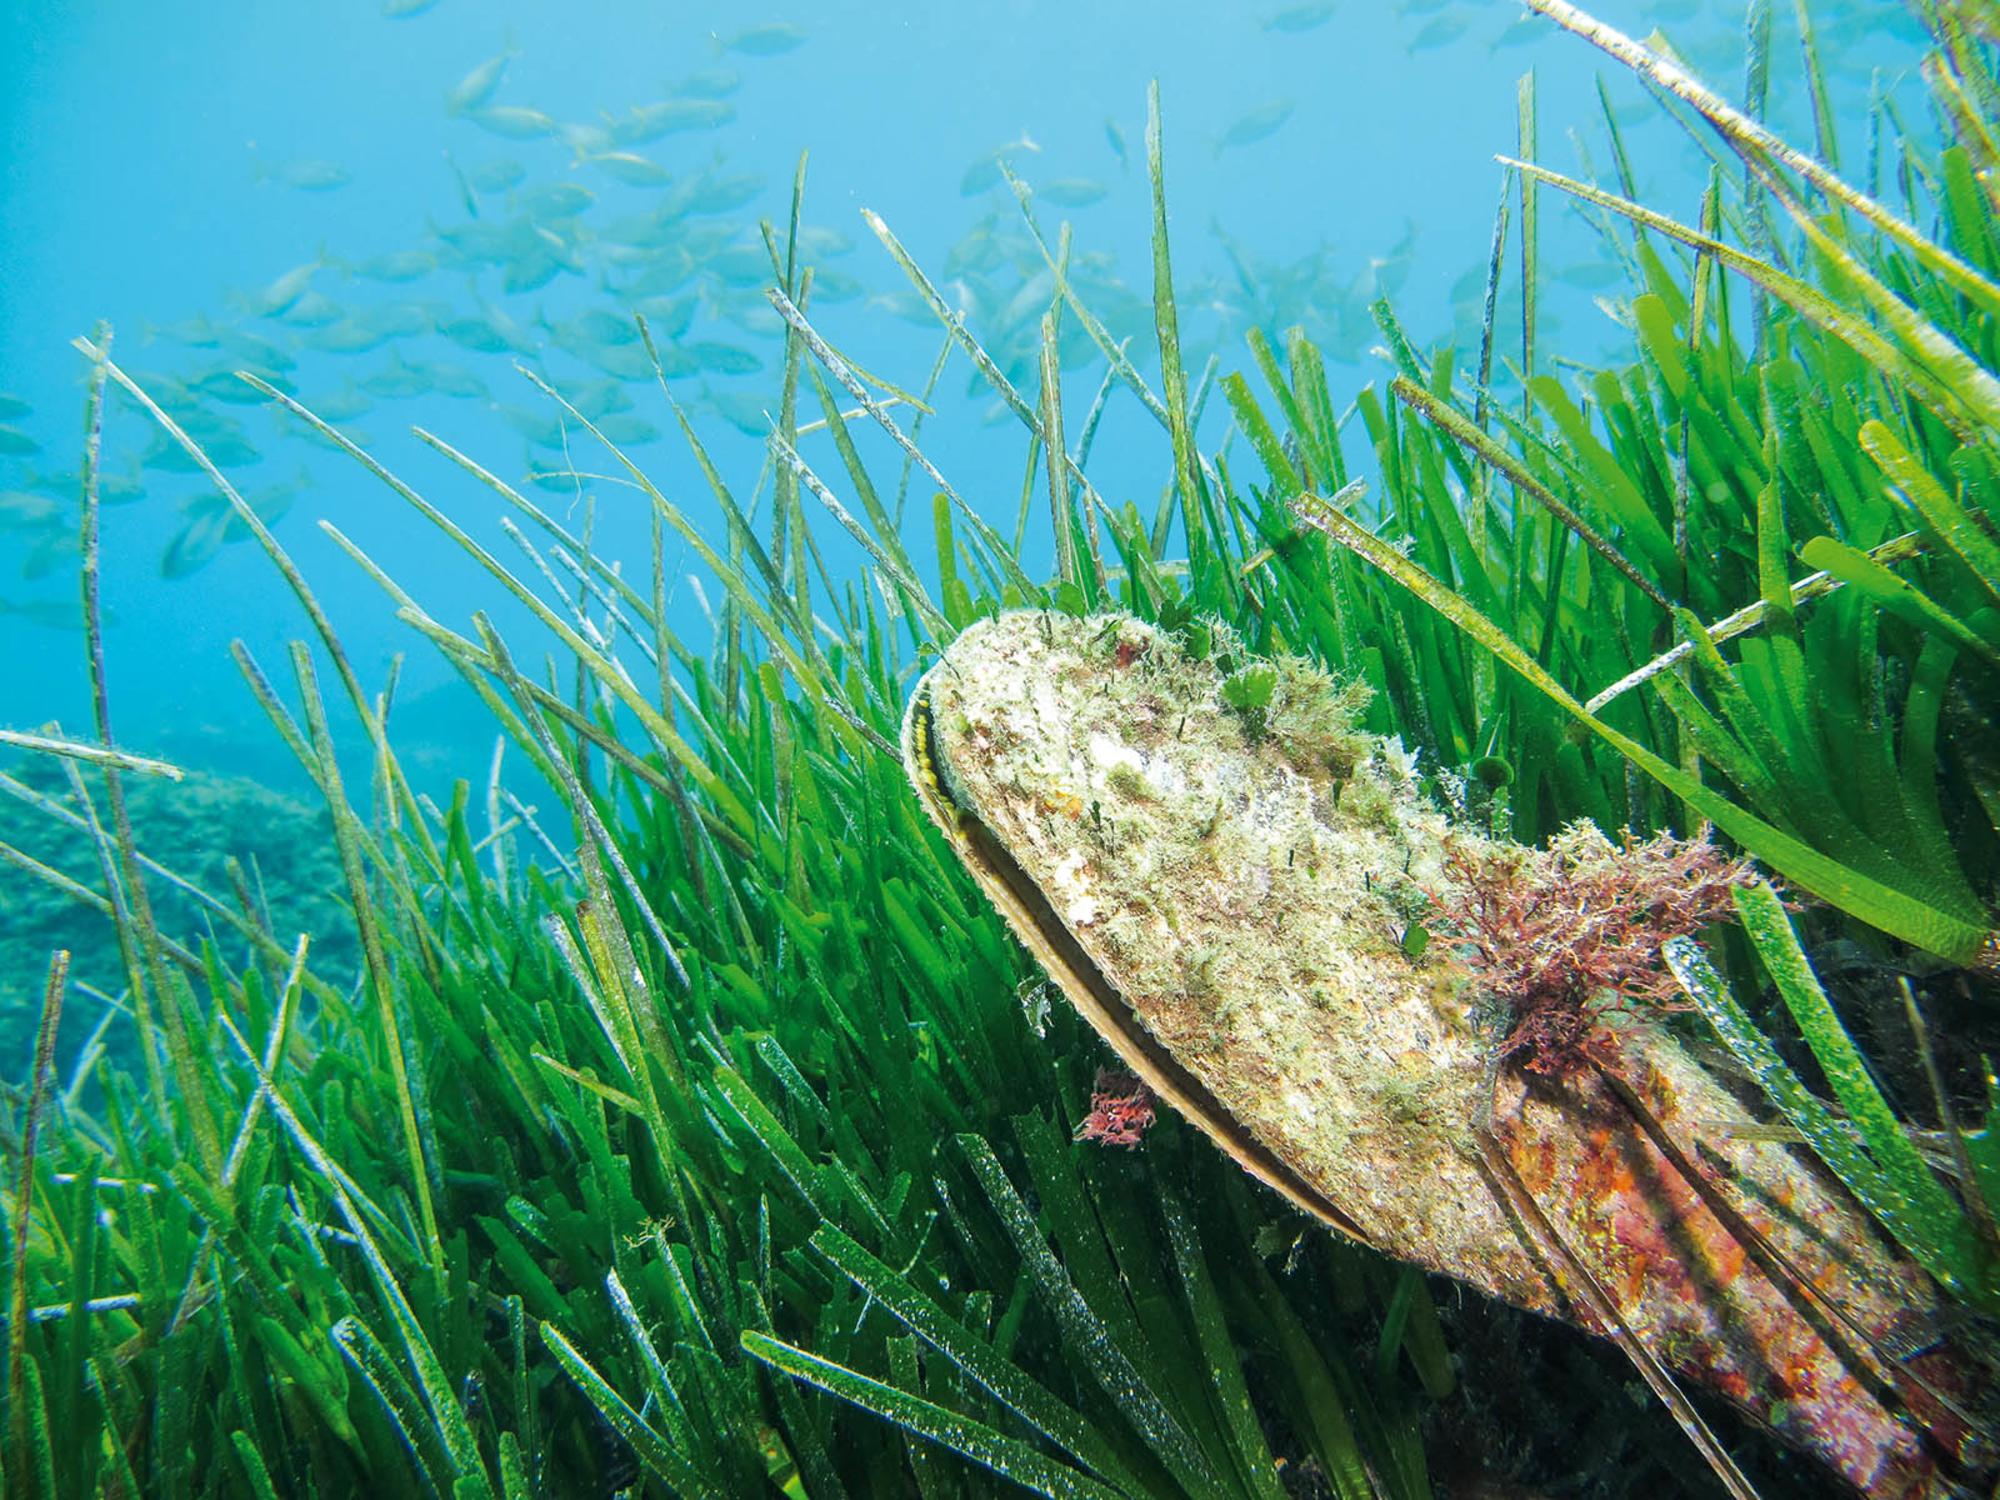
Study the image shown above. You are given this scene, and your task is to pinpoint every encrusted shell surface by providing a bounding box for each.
[909,608,1553,1306]
[904,611,1978,1499]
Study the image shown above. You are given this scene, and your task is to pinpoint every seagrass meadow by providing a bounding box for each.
[5,1,2000,1496]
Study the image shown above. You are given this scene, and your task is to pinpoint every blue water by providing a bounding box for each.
[0,0,1923,789]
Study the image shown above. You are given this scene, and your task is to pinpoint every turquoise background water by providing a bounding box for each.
[0,1,1921,790]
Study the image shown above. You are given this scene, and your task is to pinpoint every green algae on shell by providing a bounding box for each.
[903,610,1983,1499]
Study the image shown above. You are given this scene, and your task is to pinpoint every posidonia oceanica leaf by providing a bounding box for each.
[1664,893,1994,1308]
[767,288,1037,599]
[1496,160,1984,440]
[1798,535,2000,673]
[1732,885,1975,1263]
[807,1223,1154,1496]
[1155,1180,1294,1500]
[774,429,952,641]
[1583,532,1928,713]
[1645,662,1788,819]
[1523,0,2000,317]
[1754,167,2000,434]
[245,375,773,854]
[332,1316,458,1492]
[1295,493,1996,964]
[956,1132,1219,1496]
[541,1324,720,1499]
[1392,375,1669,607]
[1148,84,1209,565]
[741,1330,1133,1500]
[1860,420,2000,605]
[0,729,183,780]
[1223,371,1304,500]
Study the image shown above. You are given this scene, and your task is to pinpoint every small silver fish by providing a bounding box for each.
[342,249,437,283]
[1215,100,1294,156]
[1262,2,1337,33]
[716,22,805,56]
[467,158,527,194]
[1410,13,1468,51]
[445,50,511,115]
[1104,118,1129,172]
[465,105,558,141]
[260,158,352,192]
[1038,178,1109,208]
[247,260,323,317]
[674,68,741,100]
[588,151,674,188]
[611,99,734,143]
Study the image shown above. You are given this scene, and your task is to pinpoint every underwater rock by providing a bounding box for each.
[0,761,356,1078]
[904,609,1989,1499]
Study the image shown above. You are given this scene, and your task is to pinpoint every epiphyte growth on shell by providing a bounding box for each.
[905,610,1987,1499]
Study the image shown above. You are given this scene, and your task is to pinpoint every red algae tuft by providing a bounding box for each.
[1443,825,1755,1075]
[1076,1068,1157,1148]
